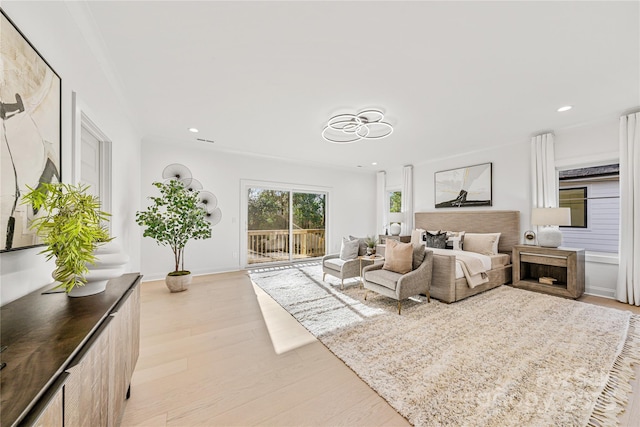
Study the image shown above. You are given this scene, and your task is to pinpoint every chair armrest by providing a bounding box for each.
[322,254,340,262]
[397,251,433,299]
[362,263,384,275]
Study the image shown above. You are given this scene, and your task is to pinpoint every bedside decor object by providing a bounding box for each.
[136,167,213,292]
[322,109,393,144]
[531,207,571,248]
[1,10,61,252]
[388,212,404,236]
[22,183,113,296]
[524,230,536,245]
[539,276,557,285]
[435,163,492,208]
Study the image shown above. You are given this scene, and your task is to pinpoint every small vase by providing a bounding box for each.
[166,273,192,293]
[66,242,129,298]
[366,247,374,255]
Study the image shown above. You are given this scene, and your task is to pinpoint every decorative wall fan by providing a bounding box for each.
[161,164,222,227]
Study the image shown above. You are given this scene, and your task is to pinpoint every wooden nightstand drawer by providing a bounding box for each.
[520,253,568,267]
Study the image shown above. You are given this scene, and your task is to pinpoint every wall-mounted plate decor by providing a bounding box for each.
[435,162,492,208]
[1,9,61,252]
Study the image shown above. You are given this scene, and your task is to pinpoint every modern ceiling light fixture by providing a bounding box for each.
[322,109,393,144]
[188,127,199,133]
[557,105,573,112]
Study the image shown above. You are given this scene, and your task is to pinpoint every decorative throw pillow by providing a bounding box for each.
[411,228,426,246]
[412,244,427,270]
[425,231,448,249]
[340,237,359,260]
[444,231,465,250]
[349,235,368,256]
[463,233,501,255]
[382,240,413,274]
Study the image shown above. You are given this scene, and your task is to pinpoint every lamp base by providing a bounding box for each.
[537,227,563,248]
[389,223,401,236]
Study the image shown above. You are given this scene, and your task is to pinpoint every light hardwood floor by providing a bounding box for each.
[121,271,640,427]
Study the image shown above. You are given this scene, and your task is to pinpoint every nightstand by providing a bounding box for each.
[512,245,585,299]
[379,235,411,244]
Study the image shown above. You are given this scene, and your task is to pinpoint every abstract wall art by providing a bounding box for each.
[435,162,492,208]
[1,9,61,251]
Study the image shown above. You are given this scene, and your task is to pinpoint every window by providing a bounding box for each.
[559,187,587,228]
[389,191,401,213]
[558,164,619,253]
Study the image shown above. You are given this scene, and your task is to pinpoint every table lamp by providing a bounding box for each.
[531,207,571,247]
[388,212,404,236]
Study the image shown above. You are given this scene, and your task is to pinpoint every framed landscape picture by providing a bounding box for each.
[1,9,61,251]
[435,162,492,208]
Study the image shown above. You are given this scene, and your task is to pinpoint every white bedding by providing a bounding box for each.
[429,248,492,279]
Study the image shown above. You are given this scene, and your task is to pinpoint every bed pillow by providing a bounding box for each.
[463,233,501,255]
[340,237,360,260]
[411,228,426,246]
[444,231,465,251]
[382,240,413,274]
[348,235,368,256]
[425,231,448,249]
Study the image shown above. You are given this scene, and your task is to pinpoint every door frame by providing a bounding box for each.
[240,179,330,268]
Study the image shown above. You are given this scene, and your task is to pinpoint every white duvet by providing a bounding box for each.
[428,248,492,279]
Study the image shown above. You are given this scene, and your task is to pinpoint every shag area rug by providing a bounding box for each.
[250,262,640,427]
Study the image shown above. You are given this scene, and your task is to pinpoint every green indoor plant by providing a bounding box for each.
[135,179,211,291]
[22,182,111,293]
[365,235,379,255]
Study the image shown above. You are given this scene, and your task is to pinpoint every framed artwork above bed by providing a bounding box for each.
[1,9,62,252]
[435,162,492,208]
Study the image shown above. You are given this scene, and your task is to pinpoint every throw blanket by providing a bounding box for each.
[455,250,489,288]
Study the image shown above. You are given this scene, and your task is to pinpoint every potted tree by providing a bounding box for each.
[135,179,212,292]
[22,183,116,296]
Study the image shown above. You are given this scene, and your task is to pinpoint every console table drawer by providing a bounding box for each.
[520,253,568,267]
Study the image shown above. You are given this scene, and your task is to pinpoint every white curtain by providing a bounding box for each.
[401,165,414,235]
[531,133,557,209]
[617,112,640,306]
[376,171,387,235]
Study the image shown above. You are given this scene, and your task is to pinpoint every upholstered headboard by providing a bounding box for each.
[414,210,520,254]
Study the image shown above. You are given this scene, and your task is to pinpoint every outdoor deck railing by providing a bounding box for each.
[248,229,325,263]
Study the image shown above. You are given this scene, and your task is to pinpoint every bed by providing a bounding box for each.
[414,210,520,303]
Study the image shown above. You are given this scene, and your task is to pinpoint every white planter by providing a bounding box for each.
[66,242,130,298]
[165,273,192,293]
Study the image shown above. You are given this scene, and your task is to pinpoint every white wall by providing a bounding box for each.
[0,3,142,305]
[139,139,376,280]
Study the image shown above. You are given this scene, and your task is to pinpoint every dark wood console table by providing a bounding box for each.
[0,273,142,426]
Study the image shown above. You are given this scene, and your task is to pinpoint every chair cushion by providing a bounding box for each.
[349,235,368,256]
[324,258,347,271]
[412,244,427,270]
[340,238,359,260]
[382,240,413,274]
[365,269,403,291]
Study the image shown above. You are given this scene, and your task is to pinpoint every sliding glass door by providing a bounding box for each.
[247,187,326,265]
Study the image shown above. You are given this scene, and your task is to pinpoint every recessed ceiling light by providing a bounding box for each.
[188,127,199,133]
[371,162,378,166]
[557,105,572,112]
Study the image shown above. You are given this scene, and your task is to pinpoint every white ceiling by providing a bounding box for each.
[77,1,639,171]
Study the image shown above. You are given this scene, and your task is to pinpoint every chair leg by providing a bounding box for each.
[397,301,402,315]
[341,279,344,290]
[364,290,369,300]
[426,291,431,303]
[322,272,326,281]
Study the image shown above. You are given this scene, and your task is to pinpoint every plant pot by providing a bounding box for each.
[366,247,375,255]
[66,242,130,298]
[166,272,192,293]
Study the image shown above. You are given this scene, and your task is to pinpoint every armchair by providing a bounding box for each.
[322,254,368,289]
[362,247,433,314]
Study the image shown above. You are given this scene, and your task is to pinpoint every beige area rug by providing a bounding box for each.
[250,262,640,427]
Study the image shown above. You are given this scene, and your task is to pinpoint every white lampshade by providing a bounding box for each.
[531,208,571,226]
[388,212,405,224]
